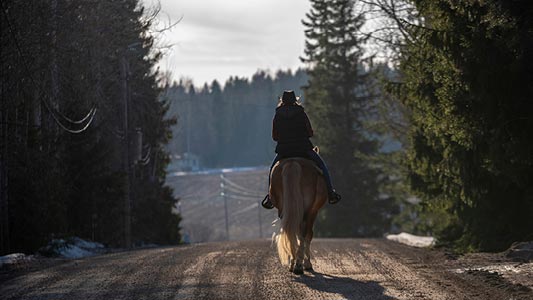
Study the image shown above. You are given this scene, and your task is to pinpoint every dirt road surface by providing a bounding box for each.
[1,239,531,300]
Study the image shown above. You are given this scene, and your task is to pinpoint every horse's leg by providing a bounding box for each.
[289,245,298,273]
[292,221,306,275]
[303,169,327,272]
[289,230,298,273]
[303,209,318,271]
[289,258,295,272]
[304,244,312,271]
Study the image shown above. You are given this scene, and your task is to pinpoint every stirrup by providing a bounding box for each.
[328,191,341,204]
[261,195,274,209]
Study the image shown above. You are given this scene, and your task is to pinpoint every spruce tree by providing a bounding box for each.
[396,0,533,251]
[302,0,392,236]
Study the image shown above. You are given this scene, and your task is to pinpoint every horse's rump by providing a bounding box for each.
[270,158,325,210]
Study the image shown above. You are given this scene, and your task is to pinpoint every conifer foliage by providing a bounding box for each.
[302,0,394,236]
[0,0,180,254]
[394,0,533,250]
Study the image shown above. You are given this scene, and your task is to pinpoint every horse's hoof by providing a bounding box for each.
[293,264,304,275]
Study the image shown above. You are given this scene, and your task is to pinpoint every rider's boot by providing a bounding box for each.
[328,190,341,204]
[261,194,274,209]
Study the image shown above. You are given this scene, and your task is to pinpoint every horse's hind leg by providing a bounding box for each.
[303,213,318,271]
[293,248,304,274]
[292,224,306,275]
[289,235,299,273]
[289,258,295,272]
[303,237,312,271]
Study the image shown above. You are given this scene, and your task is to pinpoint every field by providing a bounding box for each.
[166,167,278,243]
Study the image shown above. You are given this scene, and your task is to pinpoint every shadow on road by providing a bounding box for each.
[294,270,394,300]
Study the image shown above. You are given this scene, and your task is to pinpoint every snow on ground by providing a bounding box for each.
[42,237,105,259]
[0,253,33,268]
[506,241,533,262]
[452,264,532,275]
[168,166,269,177]
[58,243,94,259]
[451,262,533,290]
[386,232,435,248]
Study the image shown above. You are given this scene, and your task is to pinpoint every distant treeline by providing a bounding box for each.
[0,0,180,254]
[163,69,308,168]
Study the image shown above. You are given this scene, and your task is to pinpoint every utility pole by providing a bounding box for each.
[220,173,229,240]
[186,95,191,154]
[0,108,9,254]
[120,55,131,248]
[257,196,263,238]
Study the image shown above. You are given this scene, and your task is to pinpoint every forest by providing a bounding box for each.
[1,0,532,255]
[0,0,180,254]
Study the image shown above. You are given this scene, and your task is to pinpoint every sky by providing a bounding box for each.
[145,0,311,86]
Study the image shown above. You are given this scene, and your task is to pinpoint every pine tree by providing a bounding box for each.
[302,0,392,236]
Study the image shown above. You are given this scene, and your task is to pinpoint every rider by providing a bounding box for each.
[261,90,341,209]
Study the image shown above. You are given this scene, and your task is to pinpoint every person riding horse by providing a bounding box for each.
[262,90,341,209]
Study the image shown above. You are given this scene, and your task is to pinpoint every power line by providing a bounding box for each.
[137,145,151,165]
[1,3,97,134]
[59,107,96,125]
[224,193,259,202]
[178,189,221,201]
[224,187,263,198]
[232,203,258,216]
[221,176,264,196]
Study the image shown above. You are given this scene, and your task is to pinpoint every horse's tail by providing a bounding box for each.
[276,161,304,266]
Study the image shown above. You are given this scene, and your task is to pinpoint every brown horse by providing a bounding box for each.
[269,156,327,274]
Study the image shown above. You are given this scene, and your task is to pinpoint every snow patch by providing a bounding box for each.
[452,263,533,278]
[386,232,435,248]
[506,241,533,262]
[59,244,94,259]
[0,253,33,268]
[70,237,105,250]
[41,237,105,259]
[168,166,268,177]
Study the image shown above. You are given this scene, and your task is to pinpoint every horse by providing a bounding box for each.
[269,155,327,274]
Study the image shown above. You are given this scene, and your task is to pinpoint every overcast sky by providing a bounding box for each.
[145,0,311,86]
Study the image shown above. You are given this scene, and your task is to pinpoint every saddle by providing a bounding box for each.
[276,146,323,175]
[275,157,323,176]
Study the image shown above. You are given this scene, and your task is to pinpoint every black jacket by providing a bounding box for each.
[272,104,314,155]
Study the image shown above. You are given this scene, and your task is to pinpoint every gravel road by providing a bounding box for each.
[1,239,531,300]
